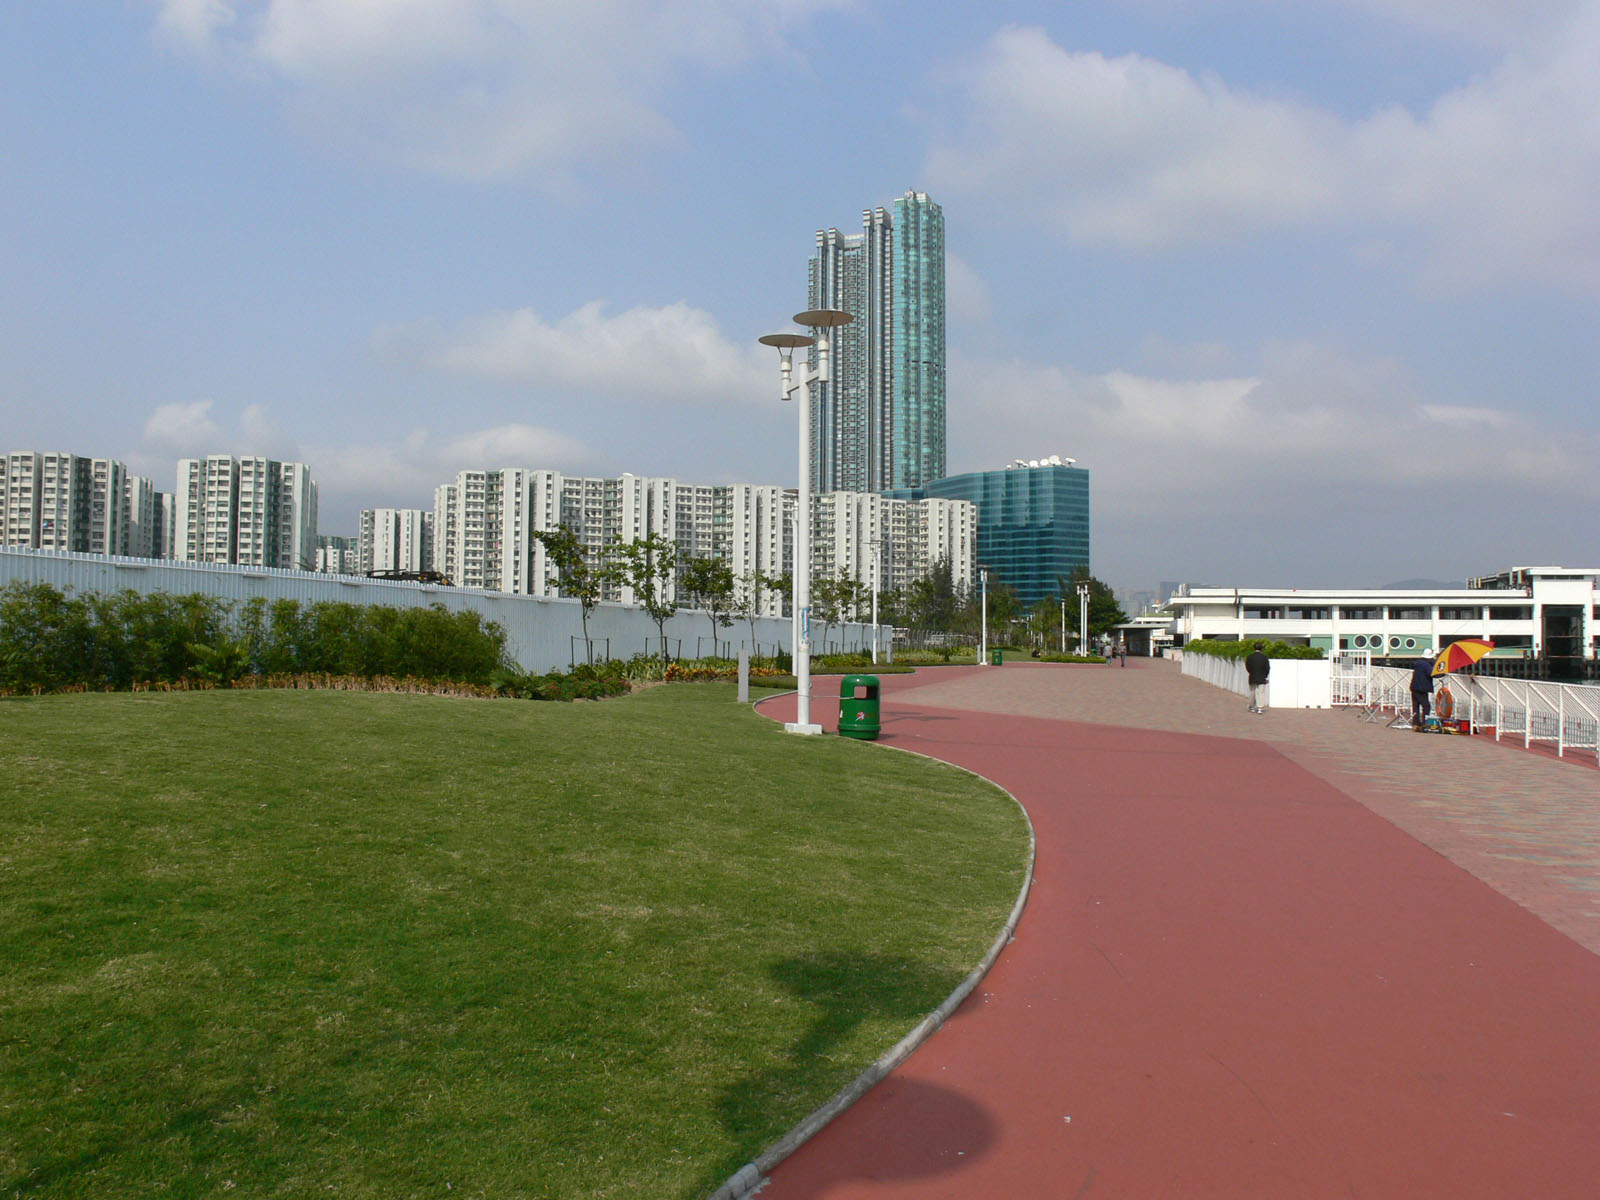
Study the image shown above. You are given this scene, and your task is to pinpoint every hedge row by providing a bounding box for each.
[0,582,508,694]
[1183,638,1326,661]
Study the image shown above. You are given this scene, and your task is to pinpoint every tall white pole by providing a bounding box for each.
[1078,584,1090,656]
[795,365,813,729]
[1061,597,1066,653]
[980,567,989,665]
[870,542,880,665]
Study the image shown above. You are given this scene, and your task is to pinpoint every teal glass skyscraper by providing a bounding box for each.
[807,191,944,494]
[887,460,1090,609]
[891,191,945,490]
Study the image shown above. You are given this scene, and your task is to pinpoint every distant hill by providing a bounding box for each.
[1382,578,1467,590]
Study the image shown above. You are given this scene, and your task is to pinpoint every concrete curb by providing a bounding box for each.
[707,697,1038,1200]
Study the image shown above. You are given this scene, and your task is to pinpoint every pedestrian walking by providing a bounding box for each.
[1245,642,1270,713]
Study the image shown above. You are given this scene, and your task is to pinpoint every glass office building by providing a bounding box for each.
[887,460,1089,608]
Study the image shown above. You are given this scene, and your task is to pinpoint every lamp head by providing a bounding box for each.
[793,308,853,330]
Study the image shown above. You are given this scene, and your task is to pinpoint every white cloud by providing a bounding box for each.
[312,422,593,506]
[945,253,993,325]
[926,13,1600,291]
[154,0,236,56]
[949,341,1600,526]
[379,300,770,407]
[154,0,847,182]
[140,399,226,458]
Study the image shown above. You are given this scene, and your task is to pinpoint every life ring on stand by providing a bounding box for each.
[1436,686,1454,723]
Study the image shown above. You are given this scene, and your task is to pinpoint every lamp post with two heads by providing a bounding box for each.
[760,308,853,734]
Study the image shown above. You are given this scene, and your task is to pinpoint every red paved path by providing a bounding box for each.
[754,666,1600,1199]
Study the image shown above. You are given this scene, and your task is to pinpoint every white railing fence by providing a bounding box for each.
[1330,650,1372,706]
[1360,664,1600,765]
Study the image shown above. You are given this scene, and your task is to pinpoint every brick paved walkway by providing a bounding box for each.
[895,659,1600,955]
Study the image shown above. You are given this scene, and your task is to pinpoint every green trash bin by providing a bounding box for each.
[990,648,1003,666]
[839,674,881,740]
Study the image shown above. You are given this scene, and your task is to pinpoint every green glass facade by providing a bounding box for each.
[891,192,945,489]
[888,464,1089,608]
[808,191,944,494]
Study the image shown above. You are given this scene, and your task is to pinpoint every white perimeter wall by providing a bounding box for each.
[0,550,882,674]
[1180,651,1333,709]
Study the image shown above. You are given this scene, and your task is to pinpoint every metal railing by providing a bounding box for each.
[1330,650,1372,705]
[1360,665,1600,764]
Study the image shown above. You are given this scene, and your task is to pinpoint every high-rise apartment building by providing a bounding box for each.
[2,451,161,557]
[807,190,945,494]
[426,465,973,626]
[175,455,319,569]
[891,191,946,490]
[123,474,161,559]
[358,508,434,575]
[316,534,360,575]
[813,491,976,607]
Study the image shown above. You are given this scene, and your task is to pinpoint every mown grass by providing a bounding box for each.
[0,685,1028,1199]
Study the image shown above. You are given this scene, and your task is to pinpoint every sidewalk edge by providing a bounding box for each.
[707,725,1037,1200]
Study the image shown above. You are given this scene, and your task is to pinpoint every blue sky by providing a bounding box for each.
[4,1,1598,593]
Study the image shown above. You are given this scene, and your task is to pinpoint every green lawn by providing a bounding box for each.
[0,684,1028,1199]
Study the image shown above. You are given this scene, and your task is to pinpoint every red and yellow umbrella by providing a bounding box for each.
[1433,638,1495,676]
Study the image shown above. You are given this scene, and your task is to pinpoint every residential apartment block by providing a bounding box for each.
[358,508,434,575]
[428,467,975,618]
[174,455,319,570]
[813,491,977,608]
[315,534,360,575]
[1,450,165,558]
[808,190,946,494]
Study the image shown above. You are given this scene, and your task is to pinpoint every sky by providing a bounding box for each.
[3,0,1598,594]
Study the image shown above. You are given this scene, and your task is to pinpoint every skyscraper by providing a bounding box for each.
[807,190,945,494]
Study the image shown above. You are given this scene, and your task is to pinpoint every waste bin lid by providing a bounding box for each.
[840,673,881,695]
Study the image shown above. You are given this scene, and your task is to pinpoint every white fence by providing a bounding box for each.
[1363,664,1600,765]
[0,548,885,675]
[1180,653,1333,708]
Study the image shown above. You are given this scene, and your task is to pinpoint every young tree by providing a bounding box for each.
[765,570,792,619]
[809,572,843,654]
[609,533,678,660]
[734,567,769,655]
[984,580,1022,647]
[1063,566,1127,650]
[680,555,736,658]
[1029,593,1063,651]
[908,556,958,630]
[535,524,607,665]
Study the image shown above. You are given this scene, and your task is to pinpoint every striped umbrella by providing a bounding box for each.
[1433,638,1495,676]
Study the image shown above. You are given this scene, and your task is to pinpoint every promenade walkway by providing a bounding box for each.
[753,660,1600,1199]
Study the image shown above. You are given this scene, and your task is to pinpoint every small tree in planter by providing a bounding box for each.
[680,555,735,659]
[609,533,678,661]
[535,525,606,665]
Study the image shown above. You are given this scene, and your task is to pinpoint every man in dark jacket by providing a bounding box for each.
[1411,653,1437,730]
[1245,642,1270,713]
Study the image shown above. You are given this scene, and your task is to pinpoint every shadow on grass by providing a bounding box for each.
[709,952,983,1191]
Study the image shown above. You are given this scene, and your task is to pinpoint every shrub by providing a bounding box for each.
[0,582,511,694]
[1184,638,1325,661]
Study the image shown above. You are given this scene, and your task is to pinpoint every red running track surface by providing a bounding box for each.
[754,674,1600,1199]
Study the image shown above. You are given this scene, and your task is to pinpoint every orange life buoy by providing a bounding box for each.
[1436,686,1454,722]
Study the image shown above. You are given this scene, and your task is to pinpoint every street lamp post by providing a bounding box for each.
[760,308,853,735]
[979,567,989,665]
[1061,596,1066,654]
[1077,583,1091,657]
[868,538,882,664]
